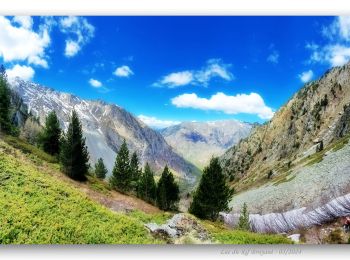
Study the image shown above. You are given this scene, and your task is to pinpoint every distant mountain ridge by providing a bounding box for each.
[160,120,253,169]
[9,78,200,183]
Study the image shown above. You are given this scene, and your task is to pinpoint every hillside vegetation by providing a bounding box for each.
[0,137,161,244]
[0,136,292,244]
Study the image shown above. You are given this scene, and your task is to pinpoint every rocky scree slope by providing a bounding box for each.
[9,78,199,183]
[220,63,350,193]
[160,120,253,169]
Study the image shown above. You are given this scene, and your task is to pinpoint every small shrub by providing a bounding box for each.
[238,203,250,231]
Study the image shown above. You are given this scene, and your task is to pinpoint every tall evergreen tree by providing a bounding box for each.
[40,111,61,156]
[59,110,90,181]
[137,163,156,204]
[0,65,12,133]
[237,202,250,231]
[130,151,141,191]
[156,165,180,211]
[110,140,132,192]
[189,157,234,220]
[95,158,108,179]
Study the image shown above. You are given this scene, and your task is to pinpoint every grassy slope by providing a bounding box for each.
[0,138,162,244]
[0,136,291,244]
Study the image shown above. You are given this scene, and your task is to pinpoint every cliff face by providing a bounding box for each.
[221,63,350,192]
[9,78,200,183]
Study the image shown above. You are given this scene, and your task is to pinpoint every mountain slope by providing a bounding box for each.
[160,121,253,169]
[0,138,161,244]
[220,62,350,213]
[9,78,199,183]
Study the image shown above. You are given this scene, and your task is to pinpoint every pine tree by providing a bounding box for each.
[130,151,141,192]
[95,158,108,179]
[156,165,180,211]
[137,163,156,204]
[189,157,234,220]
[0,65,12,133]
[110,140,132,192]
[59,110,90,181]
[237,202,250,231]
[40,111,61,156]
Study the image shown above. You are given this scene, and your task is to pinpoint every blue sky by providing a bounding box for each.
[1,16,350,128]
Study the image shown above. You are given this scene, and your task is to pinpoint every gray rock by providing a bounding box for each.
[287,234,301,243]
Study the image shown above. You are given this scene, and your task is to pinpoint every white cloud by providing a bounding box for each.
[308,16,350,67]
[171,92,274,120]
[154,59,233,88]
[0,16,50,68]
[89,78,102,88]
[114,65,134,77]
[267,50,279,64]
[138,115,180,129]
[65,40,80,57]
[7,64,35,81]
[298,70,314,83]
[13,16,33,29]
[159,71,193,88]
[59,16,95,58]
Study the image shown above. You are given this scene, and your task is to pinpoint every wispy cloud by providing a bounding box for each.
[267,50,279,64]
[89,78,102,88]
[59,16,95,58]
[138,115,180,129]
[171,92,274,120]
[114,65,134,77]
[298,70,314,83]
[153,59,234,88]
[307,16,350,67]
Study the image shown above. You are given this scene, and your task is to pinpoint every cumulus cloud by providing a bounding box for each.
[138,115,180,129]
[89,78,102,88]
[59,16,95,57]
[0,16,50,68]
[308,16,350,67]
[298,70,314,83]
[171,92,274,120]
[7,64,35,81]
[153,59,233,88]
[114,65,134,77]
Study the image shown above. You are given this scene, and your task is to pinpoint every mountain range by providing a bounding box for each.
[9,78,200,184]
[160,120,253,169]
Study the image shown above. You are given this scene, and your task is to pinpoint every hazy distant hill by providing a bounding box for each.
[160,120,253,169]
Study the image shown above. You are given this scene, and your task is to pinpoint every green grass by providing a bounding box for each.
[273,175,296,186]
[0,140,161,244]
[3,135,57,163]
[202,221,292,244]
[127,210,172,225]
[87,176,111,195]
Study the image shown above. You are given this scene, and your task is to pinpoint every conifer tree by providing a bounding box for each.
[110,140,132,192]
[95,158,108,179]
[130,151,141,191]
[189,157,234,220]
[137,163,156,204]
[0,65,12,133]
[237,202,250,231]
[156,165,180,210]
[40,111,61,156]
[59,110,90,181]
